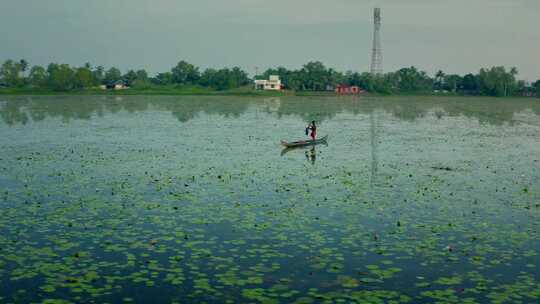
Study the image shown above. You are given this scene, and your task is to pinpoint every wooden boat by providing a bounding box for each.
[280,135,328,148]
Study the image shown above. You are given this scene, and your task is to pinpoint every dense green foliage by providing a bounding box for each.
[198,67,250,90]
[47,64,76,91]
[0,58,538,96]
[261,63,534,97]
[0,60,26,87]
[171,61,200,84]
[0,60,250,92]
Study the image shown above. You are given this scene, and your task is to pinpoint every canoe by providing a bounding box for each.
[281,135,328,148]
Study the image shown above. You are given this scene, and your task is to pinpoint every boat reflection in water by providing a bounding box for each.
[280,144,325,165]
[280,134,328,164]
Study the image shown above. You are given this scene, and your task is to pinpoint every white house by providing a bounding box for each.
[255,75,282,91]
[101,80,129,90]
[114,81,128,90]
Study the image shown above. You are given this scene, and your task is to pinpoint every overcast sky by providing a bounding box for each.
[1,0,539,80]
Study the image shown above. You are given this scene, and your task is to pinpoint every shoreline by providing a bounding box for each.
[0,88,538,99]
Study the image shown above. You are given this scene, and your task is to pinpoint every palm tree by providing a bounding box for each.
[435,70,445,90]
[19,59,28,77]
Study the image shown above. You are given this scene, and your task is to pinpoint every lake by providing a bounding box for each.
[1,95,539,303]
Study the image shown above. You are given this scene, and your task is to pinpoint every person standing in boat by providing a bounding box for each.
[306,121,317,140]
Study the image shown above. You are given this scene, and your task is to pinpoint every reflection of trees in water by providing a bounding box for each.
[273,96,366,123]
[369,97,540,126]
[366,97,539,126]
[0,95,252,125]
[0,97,30,125]
[437,98,539,126]
[1,96,117,125]
[0,95,539,127]
[168,97,251,123]
[386,103,427,122]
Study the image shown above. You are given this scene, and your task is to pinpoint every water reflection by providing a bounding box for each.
[280,146,296,157]
[1,95,539,303]
[1,95,539,127]
[370,111,379,187]
[305,146,317,165]
[280,145,321,165]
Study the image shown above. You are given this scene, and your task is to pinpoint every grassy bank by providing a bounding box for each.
[1,86,538,99]
[0,85,293,97]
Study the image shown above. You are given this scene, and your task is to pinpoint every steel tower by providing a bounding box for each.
[370,8,383,75]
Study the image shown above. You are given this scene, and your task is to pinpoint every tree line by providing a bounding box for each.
[0,59,250,92]
[1,58,539,97]
[261,63,539,97]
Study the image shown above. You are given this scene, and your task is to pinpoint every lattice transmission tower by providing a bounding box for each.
[370,8,383,75]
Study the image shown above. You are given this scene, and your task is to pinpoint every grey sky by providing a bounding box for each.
[1,0,539,80]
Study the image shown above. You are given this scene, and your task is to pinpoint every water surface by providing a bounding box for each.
[1,95,539,303]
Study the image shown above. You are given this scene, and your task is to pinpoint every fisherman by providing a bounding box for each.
[306,121,317,140]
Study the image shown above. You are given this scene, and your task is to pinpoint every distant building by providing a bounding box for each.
[521,91,536,97]
[255,75,283,91]
[103,81,128,90]
[335,85,363,95]
[114,81,128,90]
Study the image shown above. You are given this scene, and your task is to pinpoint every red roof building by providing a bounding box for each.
[335,85,363,95]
